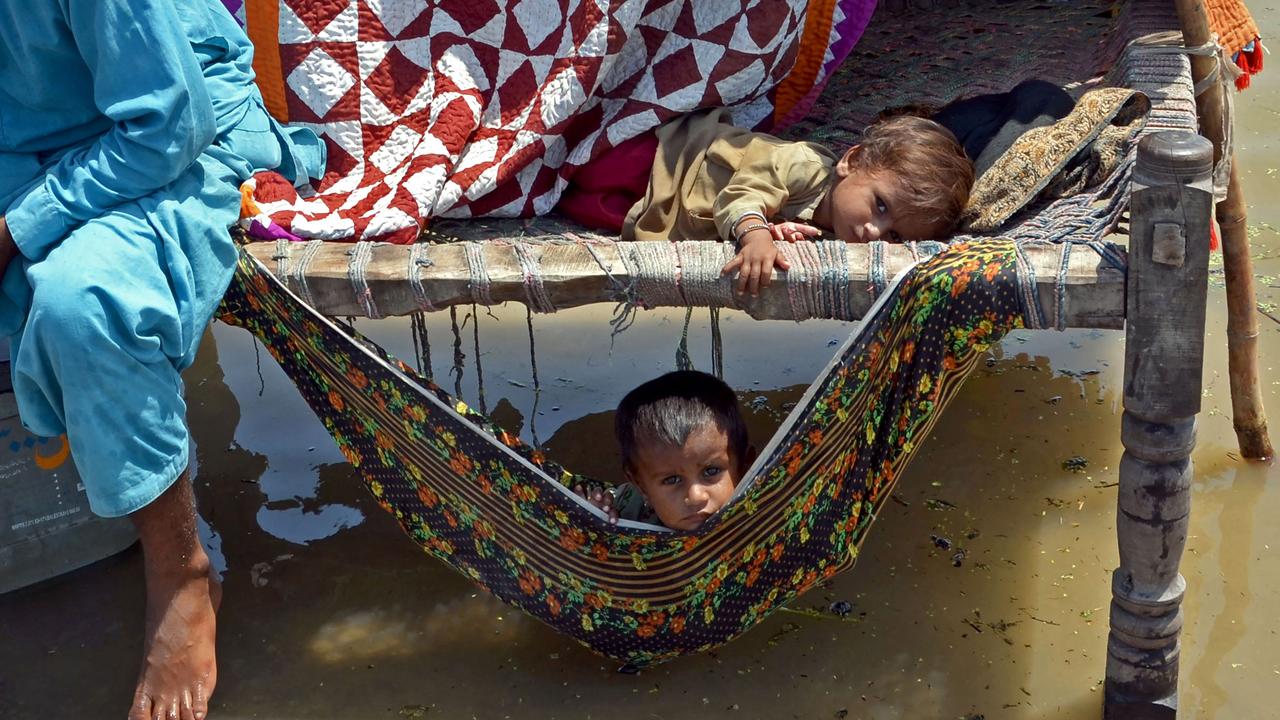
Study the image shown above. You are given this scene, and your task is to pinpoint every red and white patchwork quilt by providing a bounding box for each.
[235,0,877,243]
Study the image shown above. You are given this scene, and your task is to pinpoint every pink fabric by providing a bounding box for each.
[555,133,658,233]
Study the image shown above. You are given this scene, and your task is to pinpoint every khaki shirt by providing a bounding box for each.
[622,108,837,242]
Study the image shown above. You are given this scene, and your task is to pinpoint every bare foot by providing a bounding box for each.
[127,472,221,719]
[130,555,221,720]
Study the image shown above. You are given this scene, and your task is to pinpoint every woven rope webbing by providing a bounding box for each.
[348,241,381,319]
[617,241,740,309]
[221,239,1026,666]
[463,241,494,306]
[509,241,558,314]
[408,242,436,312]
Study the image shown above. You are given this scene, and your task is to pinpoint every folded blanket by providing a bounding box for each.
[231,0,876,243]
[959,86,1150,234]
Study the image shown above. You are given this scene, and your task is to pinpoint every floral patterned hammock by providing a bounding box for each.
[219,238,1027,667]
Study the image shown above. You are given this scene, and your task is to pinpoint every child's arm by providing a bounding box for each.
[2,0,217,263]
[712,141,829,295]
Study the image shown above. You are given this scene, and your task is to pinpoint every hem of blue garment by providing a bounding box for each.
[88,442,191,519]
[5,181,72,263]
[294,134,326,183]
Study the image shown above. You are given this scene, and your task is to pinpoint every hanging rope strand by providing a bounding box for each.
[710,306,724,379]
[449,306,465,400]
[471,304,487,415]
[411,312,434,381]
[675,307,695,371]
[526,306,542,448]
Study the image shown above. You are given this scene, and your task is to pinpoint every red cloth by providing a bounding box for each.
[1235,43,1264,90]
[556,133,659,232]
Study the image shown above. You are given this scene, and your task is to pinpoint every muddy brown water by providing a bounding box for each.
[4,12,1280,720]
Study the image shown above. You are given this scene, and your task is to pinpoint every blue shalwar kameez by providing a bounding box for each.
[0,0,324,517]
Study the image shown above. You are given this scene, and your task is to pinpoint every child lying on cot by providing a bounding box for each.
[575,370,755,531]
[557,109,975,296]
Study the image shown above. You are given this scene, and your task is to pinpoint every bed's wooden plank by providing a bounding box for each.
[243,240,1125,328]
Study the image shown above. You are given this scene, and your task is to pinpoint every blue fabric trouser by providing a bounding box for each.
[0,107,294,518]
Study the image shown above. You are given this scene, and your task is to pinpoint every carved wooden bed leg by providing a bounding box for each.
[1104,132,1212,719]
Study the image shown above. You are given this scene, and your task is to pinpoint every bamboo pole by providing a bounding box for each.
[1218,161,1273,458]
[1173,0,1273,459]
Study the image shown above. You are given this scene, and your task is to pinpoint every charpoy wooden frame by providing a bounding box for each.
[237,1,1271,716]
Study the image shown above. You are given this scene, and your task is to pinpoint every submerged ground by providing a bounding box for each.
[3,7,1279,719]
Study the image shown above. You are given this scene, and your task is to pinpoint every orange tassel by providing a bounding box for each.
[1210,222,1220,251]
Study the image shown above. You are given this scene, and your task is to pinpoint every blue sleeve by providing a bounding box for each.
[4,0,217,261]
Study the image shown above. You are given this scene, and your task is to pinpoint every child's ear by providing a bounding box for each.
[741,444,759,475]
[624,467,652,502]
[835,145,860,179]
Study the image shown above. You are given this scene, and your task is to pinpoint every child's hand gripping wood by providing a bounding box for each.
[721,220,820,296]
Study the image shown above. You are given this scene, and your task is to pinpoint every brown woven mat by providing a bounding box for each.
[780,1,1127,150]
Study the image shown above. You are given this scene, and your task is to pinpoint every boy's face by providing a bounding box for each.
[827,149,946,243]
[627,423,748,531]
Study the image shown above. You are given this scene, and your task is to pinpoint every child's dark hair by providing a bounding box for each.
[851,115,974,235]
[615,370,749,470]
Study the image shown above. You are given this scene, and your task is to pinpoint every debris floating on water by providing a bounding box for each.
[767,622,803,647]
[930,535,953,550]
[1062,456,1089,472]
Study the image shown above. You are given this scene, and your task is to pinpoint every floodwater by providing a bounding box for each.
[4,11,1280,720]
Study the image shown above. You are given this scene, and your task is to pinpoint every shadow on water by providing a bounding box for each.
[1183,455,1264,718]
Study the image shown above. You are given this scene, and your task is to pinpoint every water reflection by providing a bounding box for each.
[308,594,531,665]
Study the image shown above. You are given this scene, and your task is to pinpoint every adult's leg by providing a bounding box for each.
[11,148,243,720]
[129,470,220,720]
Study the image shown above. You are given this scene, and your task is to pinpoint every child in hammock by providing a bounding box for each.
[575,370,756,531]
[557,110,974,297]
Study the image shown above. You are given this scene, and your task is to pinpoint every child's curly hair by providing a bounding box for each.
[850,115,974,235]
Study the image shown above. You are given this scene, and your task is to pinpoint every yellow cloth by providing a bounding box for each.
[622,109,837,242]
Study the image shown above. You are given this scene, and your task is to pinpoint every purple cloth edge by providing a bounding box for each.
[775,0,878,131]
